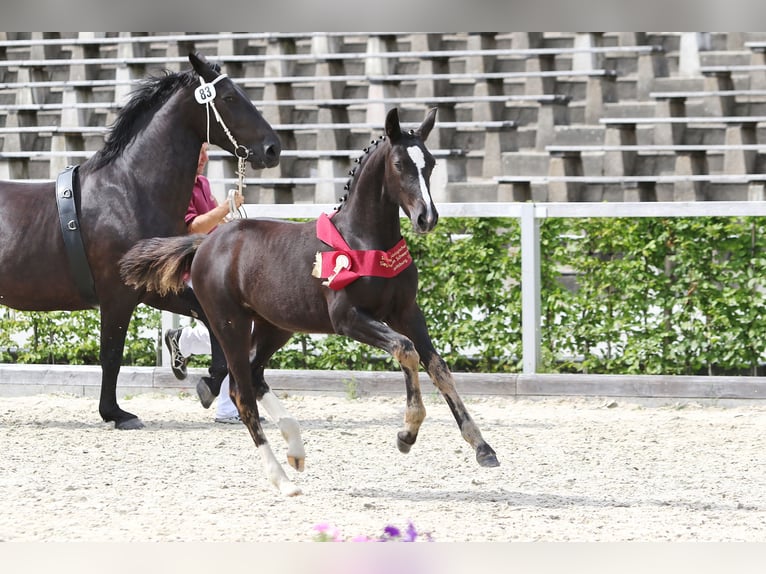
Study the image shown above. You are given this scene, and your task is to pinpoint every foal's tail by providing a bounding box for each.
[119,234,206,296]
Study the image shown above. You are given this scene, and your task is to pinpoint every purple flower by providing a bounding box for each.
[402,521,418,542]
[311,521,433,542]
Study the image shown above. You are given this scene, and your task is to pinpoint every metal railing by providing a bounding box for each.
[163,200,766,373]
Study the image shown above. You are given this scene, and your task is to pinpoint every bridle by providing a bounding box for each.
[195,72,247,219]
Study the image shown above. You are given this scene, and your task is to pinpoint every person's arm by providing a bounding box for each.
[186,201,230,234]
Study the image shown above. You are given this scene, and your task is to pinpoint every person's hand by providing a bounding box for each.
[231,190,244,209]
[225,189,245,221]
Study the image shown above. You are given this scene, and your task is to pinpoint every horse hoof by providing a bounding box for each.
[279,481,302,497]
[196,378,215,409]
[287,455,305,472]
[115,417,145,430]
[396,431,415,454]
[476,444,500,467]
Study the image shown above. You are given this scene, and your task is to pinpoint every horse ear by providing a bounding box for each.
[188,52,218,81]
[416,107,437,141]
[385,108,402,142]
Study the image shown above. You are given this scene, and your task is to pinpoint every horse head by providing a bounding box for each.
[188,52,281,169]
[384,107,439,234]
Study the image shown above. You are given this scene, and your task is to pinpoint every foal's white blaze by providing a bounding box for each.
[406,145,434,223]
[259,391,306,472]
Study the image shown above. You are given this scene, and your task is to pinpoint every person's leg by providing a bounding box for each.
[166,322,217,384]
[164,281,228,406]
[177,322,212,356]
[177,323,225,410]
[214,375,241,423]
[164,326,189,380]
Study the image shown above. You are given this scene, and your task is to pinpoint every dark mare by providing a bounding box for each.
[120,107,498,495]
[0,53,280,429]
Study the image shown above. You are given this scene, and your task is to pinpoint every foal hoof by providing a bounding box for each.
[287,455,305,472]
[396,431,416,454]
[476,444,500,467]
[280,483,303,497]
[115,417,145,430]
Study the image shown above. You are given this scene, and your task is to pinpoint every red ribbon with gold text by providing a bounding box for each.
[311,213,413,290]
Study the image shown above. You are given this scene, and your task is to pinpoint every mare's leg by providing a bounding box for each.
[206,308,301,496]
[331,304,426,454]
[98,299,144,430]
[390,304,499,467]
[249,323,305,472]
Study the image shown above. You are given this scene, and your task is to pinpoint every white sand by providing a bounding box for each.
[0,391,764,542]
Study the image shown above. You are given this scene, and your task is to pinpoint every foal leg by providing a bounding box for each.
[250,323,306,472]
[391,305,499,468]
[332,305,427,454]
[208,311,301,496]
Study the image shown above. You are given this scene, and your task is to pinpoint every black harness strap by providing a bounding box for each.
[55,165,98,305]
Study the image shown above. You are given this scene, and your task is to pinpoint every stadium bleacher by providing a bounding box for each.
[3,31,766,203]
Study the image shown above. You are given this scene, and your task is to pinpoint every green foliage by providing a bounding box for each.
[4,217,766,376]
[406,217,522,372]
[0,304,160,366]
[543,217,766,375]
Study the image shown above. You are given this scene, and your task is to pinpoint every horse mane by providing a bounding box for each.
[85,68,200,171]
[335,134,387,212]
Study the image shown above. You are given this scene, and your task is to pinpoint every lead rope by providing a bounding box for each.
[227,148,248,220]
[195,73,248,220]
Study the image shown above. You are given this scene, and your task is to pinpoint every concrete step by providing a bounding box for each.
[501,151,549,176]
[444,180,499,202]
[551,125,606,146]
[602,101,662,118]
[651,76,706,93]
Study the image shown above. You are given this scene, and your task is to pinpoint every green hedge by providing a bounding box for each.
[3,217,766,375]
[273,215,766,375]
[0,304,159,366]
[542,216,766,375]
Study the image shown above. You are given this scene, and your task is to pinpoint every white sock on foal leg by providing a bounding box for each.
[258,443,301,496]
[259,391,306,472]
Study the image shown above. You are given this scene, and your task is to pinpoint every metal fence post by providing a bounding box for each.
[520,203,541,374]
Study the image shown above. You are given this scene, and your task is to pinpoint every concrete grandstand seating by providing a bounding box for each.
[495,173,766,202]
[4,32,766,203]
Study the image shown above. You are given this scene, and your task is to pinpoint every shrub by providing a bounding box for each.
[3,217,766,376]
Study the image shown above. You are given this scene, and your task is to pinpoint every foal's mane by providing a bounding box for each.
[86,68,200,171]
[335,134,388,212]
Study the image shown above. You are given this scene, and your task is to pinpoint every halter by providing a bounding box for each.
[195,73,248,219]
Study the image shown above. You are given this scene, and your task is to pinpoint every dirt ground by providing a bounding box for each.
[0,391,764,542]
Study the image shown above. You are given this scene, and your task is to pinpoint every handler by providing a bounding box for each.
[164,142,244,424]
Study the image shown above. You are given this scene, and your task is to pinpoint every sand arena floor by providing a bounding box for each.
[0,391,764,542]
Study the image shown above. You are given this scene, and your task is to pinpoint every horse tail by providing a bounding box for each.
[119,234,206,296]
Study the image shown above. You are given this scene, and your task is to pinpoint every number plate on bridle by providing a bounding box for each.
[194,83,217,104]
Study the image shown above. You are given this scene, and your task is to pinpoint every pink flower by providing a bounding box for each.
[313,523,342,542]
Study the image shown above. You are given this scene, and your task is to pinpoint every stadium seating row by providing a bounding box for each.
[3,32,766,203]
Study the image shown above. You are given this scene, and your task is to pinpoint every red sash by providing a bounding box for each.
[311,212,413,290]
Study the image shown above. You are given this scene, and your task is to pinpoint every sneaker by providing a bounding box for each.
[214,415,242,424]
[164,328,188,380]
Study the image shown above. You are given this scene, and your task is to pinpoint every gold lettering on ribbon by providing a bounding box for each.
[379,241,412,272]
